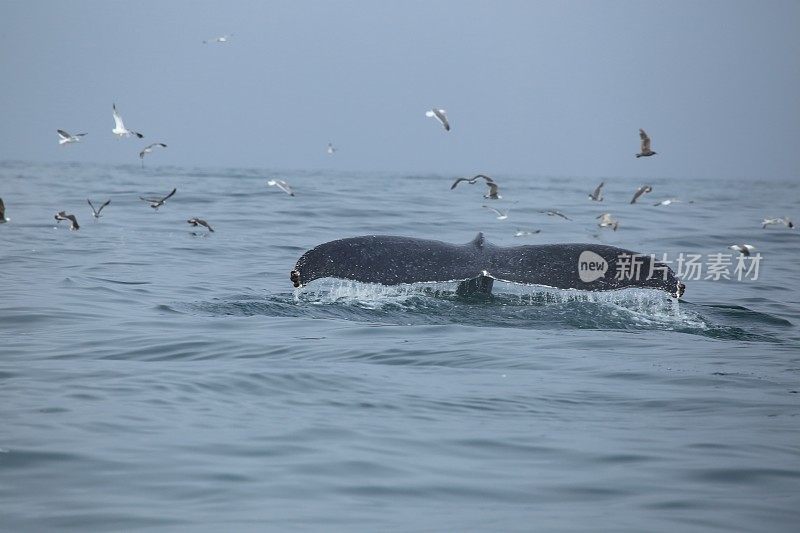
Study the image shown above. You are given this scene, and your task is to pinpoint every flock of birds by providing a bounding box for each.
[0,63,794,265]
[438,125,793,257]
[1,94,317,233]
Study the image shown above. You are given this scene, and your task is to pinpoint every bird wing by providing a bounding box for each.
[639,129,651,152]
[113,104,125,130]
[98,200,110,213]
[268,180,292,194]
[140,143,163,157]
[57,129,71,139]
[592,182,604,197]
[434,109,450,131]
[160,188,177,202]
[631,187,645,203]
[87,199,97,215]
[139,196,159,203]
[450,178,467,189]
[482,205,502,216]
[487,182,499,196]
[474,174,494,184]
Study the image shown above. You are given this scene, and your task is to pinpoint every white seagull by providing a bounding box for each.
[540,210,572,220]
[54,211,79,230]
[597,213,619,231]
[267,179,295,196]
[187,218,214,232]
[327,142,337,155]
[87,199,111,218]
[425,108,450,131]
[451,174,501,199]
[729,244,755,256]
[139,143,167,166]
[653,198,680,206]
[203,34,232,44]
[112,104,143,139]
[482,205,508,220]
[762,217,794,229]
[630,185,653,204]
[57,129,87,145]
[514,229,541,237]
[139,187,176,210]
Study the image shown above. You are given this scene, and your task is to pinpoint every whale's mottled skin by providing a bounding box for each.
[291,233,685,298]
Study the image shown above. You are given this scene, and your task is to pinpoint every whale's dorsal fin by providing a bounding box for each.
[470,232,485,249]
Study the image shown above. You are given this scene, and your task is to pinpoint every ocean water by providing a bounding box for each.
[1,161,799,532]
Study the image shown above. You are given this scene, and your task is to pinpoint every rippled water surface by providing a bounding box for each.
[2,162,799,531]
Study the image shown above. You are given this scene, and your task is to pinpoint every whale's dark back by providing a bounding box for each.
[292,235,483,286]
[291,233,684,297]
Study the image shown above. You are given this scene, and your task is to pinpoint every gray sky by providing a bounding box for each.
[1,0,798,179]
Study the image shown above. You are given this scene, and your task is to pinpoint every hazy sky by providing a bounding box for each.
[1,1,798,179]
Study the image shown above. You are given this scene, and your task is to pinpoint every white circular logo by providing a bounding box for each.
[578,251,608,282]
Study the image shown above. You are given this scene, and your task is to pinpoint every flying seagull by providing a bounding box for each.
[267,179,295,196]
[87,199,111,218]
[762,217,794,229]
[0,198,7,223]
[112,104,143,139]
[589,181,604,201]
[540,210,572,220]
[636,128,657,158]
[327,142,337,155]
[54,211,79,230]
[597,213,619,231]
[139,143,167,166]
[203,34,232,44]
[729,244,755,256]
[187,218,214,232]
[653,198,680,206]
[630,185,653,204]
[514,229,541,237]
[451,174,501,199]
[482,205,508,220]
[57,129,87,145]
[139,187,176,210]
[425,108,450,131]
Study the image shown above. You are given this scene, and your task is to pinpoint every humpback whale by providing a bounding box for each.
[291,233,685,298]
